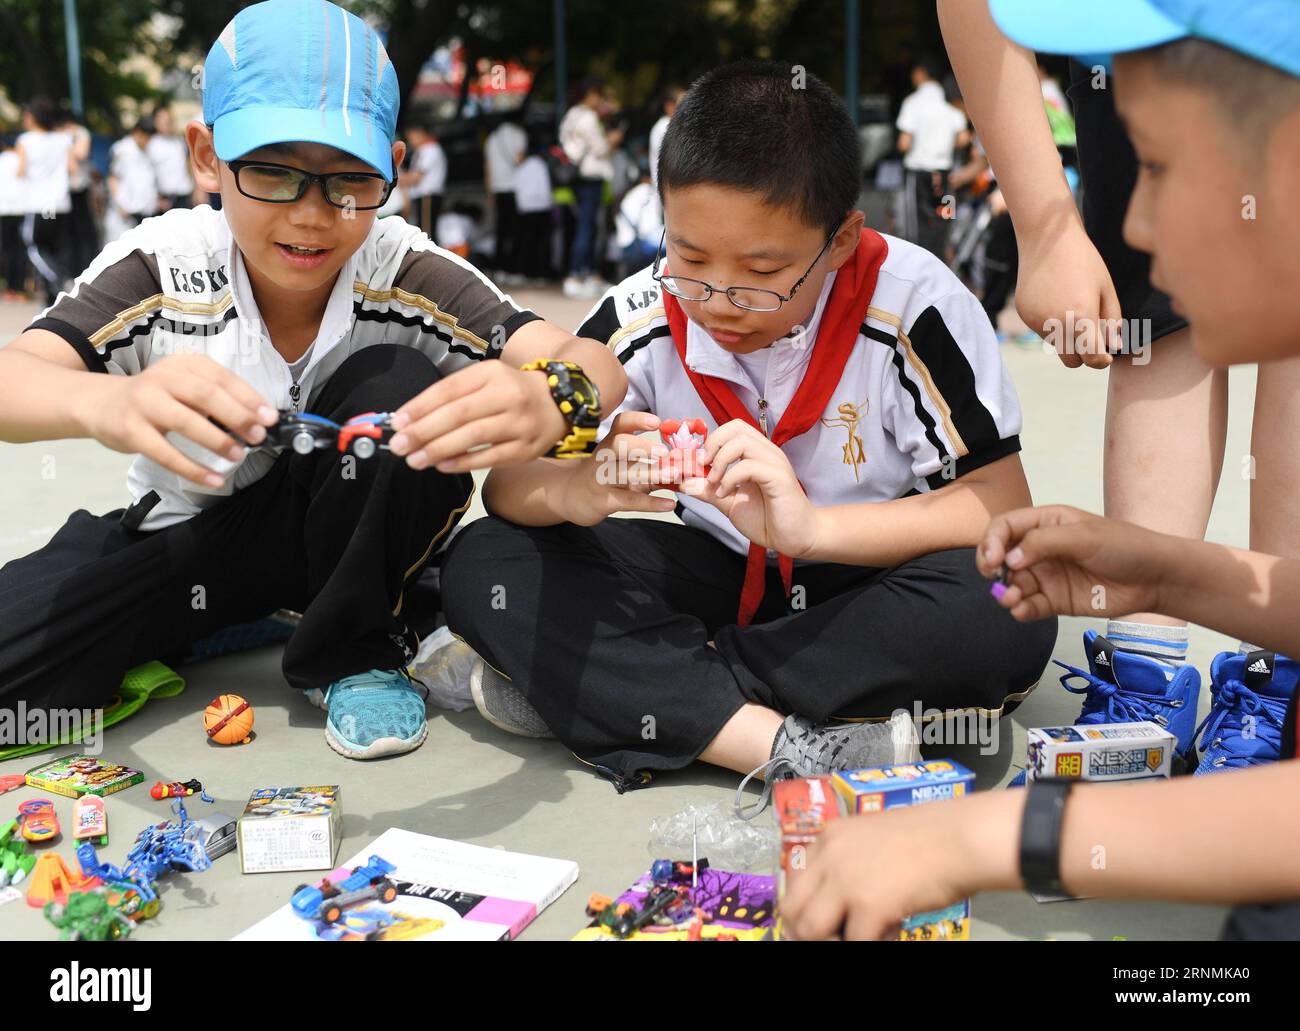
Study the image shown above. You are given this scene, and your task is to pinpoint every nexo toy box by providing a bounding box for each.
[831,759,975,813]
[833,760,976,941]
[237,785,341,874]
[1025,721,1175,783]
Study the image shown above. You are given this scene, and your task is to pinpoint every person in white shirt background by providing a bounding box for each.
[14,96,74,305]
[58,108,99,282]
[148,107,196,212]
[404,123,447,242]
[895,53,970,257]
[484,115,527,285]
[614,156,662,277]
[647,84,684,192]
[0,131,30,301]
[513,135,554,283]
[107,118,159,239]
[559,77,623,299]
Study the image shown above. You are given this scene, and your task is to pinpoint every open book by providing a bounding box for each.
[235,827,578,941]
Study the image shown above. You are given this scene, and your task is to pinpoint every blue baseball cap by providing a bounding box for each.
[990,0,1300,77]
[202,0,401,180]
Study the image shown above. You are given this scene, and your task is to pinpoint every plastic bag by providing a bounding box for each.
[647,800,779,873]
[410,626,477,712]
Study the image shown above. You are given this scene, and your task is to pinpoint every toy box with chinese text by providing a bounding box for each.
[832,760,975,940]
[1025,721,1174,783]
[236,785,341,874]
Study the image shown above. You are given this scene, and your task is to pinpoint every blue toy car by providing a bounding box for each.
[291,854,399,925]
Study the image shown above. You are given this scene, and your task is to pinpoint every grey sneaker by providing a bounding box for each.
[735,712,921,819]
[469,657,554,739]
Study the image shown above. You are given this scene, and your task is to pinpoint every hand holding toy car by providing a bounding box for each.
[386,360,575,473]
[78,353,279,489]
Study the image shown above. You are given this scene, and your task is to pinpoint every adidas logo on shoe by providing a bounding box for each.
[1095,652,1110,666]
[1248,658,1271,674]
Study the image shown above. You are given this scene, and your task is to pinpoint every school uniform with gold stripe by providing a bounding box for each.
[1,205,534,707]
[578,229,1022,563]
[439,229,1055,785]
[29,203,538,532]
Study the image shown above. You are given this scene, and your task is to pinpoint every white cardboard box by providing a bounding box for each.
[236,785,342,874]
[1026,721,1175,783]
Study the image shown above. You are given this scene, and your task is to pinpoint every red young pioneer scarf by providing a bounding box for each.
[662,228,889,625]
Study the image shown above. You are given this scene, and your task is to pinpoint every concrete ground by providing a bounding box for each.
[0,288,1256,940]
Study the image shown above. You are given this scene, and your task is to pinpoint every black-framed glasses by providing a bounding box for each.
[650,222,842,312]
[227,159,394,210]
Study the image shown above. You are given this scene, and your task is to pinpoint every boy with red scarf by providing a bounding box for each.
[441,62,1056,792]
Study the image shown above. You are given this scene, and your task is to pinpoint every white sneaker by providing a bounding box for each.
[582,274,609,298]
[562,276,586,298]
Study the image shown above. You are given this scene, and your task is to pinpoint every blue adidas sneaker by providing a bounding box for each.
[1193,650,1295,774]
[1062,630,1200,759]
[1008,630,1200,786]
[305,668,428,759]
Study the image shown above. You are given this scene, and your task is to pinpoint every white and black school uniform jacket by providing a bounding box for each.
[577,233,1024,561]
[29,205,539,532]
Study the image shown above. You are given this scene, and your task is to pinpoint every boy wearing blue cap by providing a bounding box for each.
[940,0,1300,780]
[0,0,625,760]
[781,0,1300,940]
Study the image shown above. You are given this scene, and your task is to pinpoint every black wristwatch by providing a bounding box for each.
[1019,778,1075,896]
[520,359,602,458]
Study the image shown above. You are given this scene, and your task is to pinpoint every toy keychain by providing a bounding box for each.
[657,419,711,482]
[150,778,213,802]
[72,795,108,847]
[990,566,1012,601]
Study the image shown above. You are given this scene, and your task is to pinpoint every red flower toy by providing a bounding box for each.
[657,419,711,482]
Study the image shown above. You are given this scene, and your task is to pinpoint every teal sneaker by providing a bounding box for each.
[305,669,428,759]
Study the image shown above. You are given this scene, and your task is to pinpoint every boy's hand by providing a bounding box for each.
[1015,221,1122,370]
[563,411,677,526]
[388,362,570,473]
[781,794,1020,940]
[977,504,1174,621]
[79,353,277,488]
[686,420,819,557]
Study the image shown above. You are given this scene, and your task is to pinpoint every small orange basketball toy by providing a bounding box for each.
[203,694,254,745]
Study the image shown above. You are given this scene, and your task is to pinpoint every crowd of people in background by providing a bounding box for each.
[0,96,200,305]
[0,61,1072,320]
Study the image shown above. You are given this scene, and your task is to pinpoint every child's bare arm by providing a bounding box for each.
[802,453,1031,566]
[937,0,1120,368]
[0,330,278,486]
[0,330,119,442]
[483,411,675,526]
[781,761,1300,940]
[692,420,1032,566]
[980,504,1300,658]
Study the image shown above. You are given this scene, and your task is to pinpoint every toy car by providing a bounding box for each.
[291,854,399,925]
[262,411,341,455]
[337,411,396,459]
[181,812,237,861]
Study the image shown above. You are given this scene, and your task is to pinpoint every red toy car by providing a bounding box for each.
[337,412,396,459]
